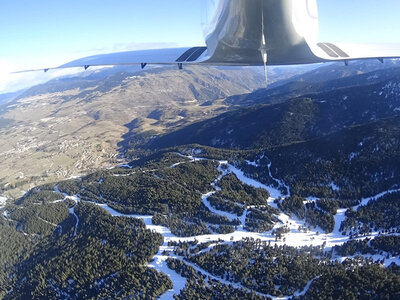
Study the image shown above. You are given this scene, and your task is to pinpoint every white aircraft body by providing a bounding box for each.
[20,0,400,72]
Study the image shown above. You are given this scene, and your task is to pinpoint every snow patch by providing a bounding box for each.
[202,191,239,222]
[119,163,133,169]
[328,182,340,192]
[354,188,400,210]
[348,152,358,161]
[293,276,320,297]
[245,160,259,167]
[69,207,79,237]
[149,255,187,300]
[228,164,284,199]
[380,81,400,99]
[0,196,7,209]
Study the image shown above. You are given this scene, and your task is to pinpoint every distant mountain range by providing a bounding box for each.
[146,62,400,151]
[227,59,400,106]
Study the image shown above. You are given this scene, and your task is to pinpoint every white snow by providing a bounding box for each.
[245,159,259,167]
[92,185,399,299]
[69,207,79,237]
[228,164,284,199]
[306,196,319,202]
[354,188,400,210]
[170,162,185,168]
[348,152,358,161]
[0,196,7,209]
[293,276,320,297]
[338,253,400,268]
[119,163,133,169]
[266,158,291,197]
[176,153,205,162]
[367,74,379,80]
[332,208,347,236]
[94,202,188,297]
[41,152,400,299]
[148,253,187,299]
[328,182,340,192]
[65,195,81,203]
[202,192,239,222]
[380,81,400,99]
[192,149,203,155]
[171,255,275,299]
[112,173,131,177]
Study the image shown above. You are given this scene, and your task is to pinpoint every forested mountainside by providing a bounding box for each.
[227,59,400,106]
[1,142,400,298]
[1,60,400,299]
[146,74,400,150]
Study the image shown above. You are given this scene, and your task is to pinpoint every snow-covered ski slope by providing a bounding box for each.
[49,152,400,299]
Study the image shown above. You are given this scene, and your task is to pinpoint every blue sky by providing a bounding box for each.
[318,0,400,43]
[1,0,400,92]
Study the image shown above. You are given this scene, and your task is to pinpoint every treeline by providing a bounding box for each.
[239,116,400,204]
[208,195,244,216]
[297,261,400,300]
[244,206,279,233]
[340,191,400,236]
[334,235,400,257]
[75,158,219,216]
[277,196,335,233]
[181,238,330,297]
[174,238,400,298]
[9,201,70,236]
[56,152,280,237]
[152,204,240,237]
[215,173,270,206]
[166,258,270,300]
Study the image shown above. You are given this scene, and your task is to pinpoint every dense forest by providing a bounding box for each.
[340,191,400,236]
[166,258,270,300]
[1,186,171,299]
[172,238,400,299]
[241,116,400,202]
[1,130,399,298]
[334,235,400,257]
[47,152,283,237]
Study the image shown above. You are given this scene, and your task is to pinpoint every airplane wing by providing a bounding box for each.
[14,47,209,73]
[21,42,400,74]
[309,42,400,63]
[14,0,400,73]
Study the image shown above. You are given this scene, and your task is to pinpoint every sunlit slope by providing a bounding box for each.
[0,66,264,198]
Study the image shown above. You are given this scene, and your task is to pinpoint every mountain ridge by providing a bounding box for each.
[143,70,400,152]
